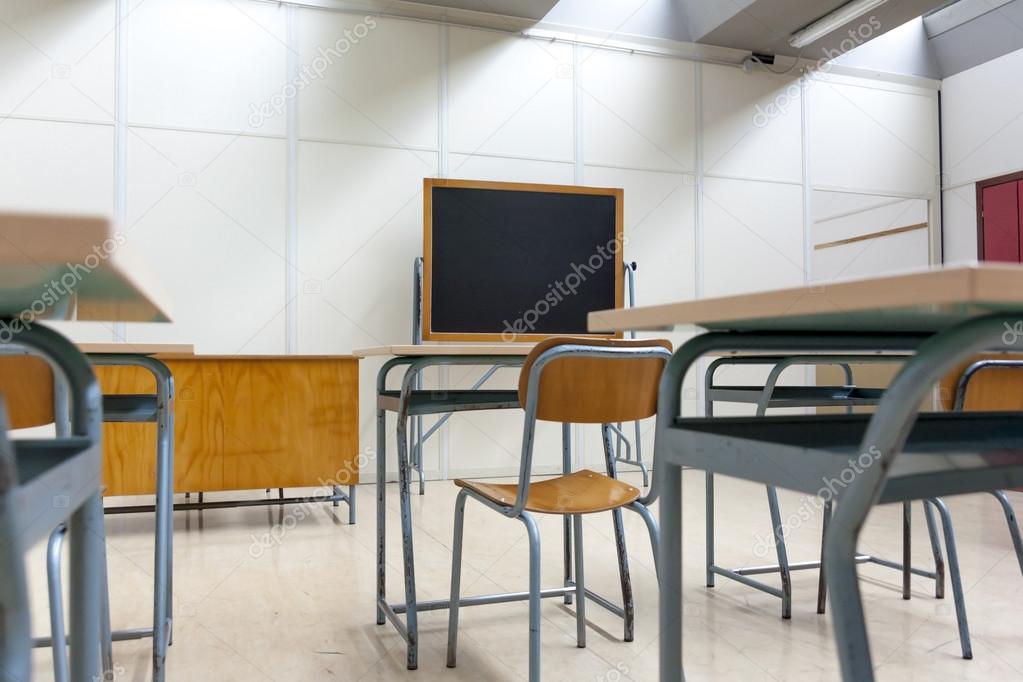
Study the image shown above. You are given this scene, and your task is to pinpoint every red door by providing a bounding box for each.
[979,176,1023,263]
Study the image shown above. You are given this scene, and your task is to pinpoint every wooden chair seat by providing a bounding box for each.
[454,469,640,515]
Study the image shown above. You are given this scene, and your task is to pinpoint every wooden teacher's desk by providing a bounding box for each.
[589,264,1023,682]
[89,349,360,523]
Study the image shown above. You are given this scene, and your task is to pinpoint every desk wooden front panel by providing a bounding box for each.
[96,357,359,496]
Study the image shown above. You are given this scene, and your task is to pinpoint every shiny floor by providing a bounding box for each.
[23,471,1023,681]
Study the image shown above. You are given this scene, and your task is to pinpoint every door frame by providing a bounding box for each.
[976,169,1023,259]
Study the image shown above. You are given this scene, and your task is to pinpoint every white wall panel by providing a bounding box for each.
[448,28,573,161]
[123,128,287,352]
[0,0,115,122]
[942,186,979,264]
[942,47,1023,187]
[448,154,574,184]
[580,49,694,172]
[298,12,439,149]
[584,166,696,304]
[296,140,435,465]
[127,0,288,134]
[703,177,804,297]
[813,229,930,281]
[813,194,928,245]
[702,64,802,184]
[809,78,938,196]
[0,118,116,342]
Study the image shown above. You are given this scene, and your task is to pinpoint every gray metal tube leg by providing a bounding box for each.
[47,525,69,682]
[628,501,660,582]
[992,490,1023,577]
[766,485,792,619]
[923,500,945,599]
[375,408,386,626]
[446,489,469,668]
[573,514,586,648]
[397,416,419,670]
[348,485,356,525]
[153,370,174,682]
[562,422,573,606]
[659,465,684,682]
[823,505,872,682]
[602,423,635,640]
[816,499,832,614]
[705,472,714,587]
[902,502,911,600]
[927,498,972,659]
[69,492,104,682]
[522,512,542,682]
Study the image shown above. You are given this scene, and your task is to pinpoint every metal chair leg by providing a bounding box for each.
[47,525,69,682]
[562,423,573,606]
[446,489,469,668]
[627,501,660,582]
[927,498,972,659]
[98,520,113,679]
[521,512,541,682]
[601,422,635,639]
[766,485,793,619]
[573,514,586,648]
[706,472,715,587]
[923,500,946,599]
[348,485,356,525]
[901,502,911,600]
[823,502,873,682]
[69,491,105,682]
[991,490,1023,577]
[816,499,831,614]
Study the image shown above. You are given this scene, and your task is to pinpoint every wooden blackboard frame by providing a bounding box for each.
[423,178,624,342]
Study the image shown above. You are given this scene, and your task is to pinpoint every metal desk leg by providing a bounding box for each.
[765,486,792,619]
[47,526,69,682]
[375,407,386,626]
[816,499,832,614]
[69,492,104,682]
[705,472,715,588]
[659,461,684,682]
[922,501,946,598]
[396,413,419,670]
[927,498,972,659]
[152,364,174,682]
[902,502,912,600]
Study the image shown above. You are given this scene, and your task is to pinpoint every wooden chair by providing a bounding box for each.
[446,338,672,682]
[940,353,1023,577]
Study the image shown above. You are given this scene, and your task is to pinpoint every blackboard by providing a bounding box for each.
[423,179,623,342]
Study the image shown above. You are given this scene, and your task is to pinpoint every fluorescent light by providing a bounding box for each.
[788,0,891,48]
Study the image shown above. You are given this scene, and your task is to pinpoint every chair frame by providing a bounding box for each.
[446,342,670,682]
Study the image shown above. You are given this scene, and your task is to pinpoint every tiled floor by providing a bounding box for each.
[23,471,1023,681]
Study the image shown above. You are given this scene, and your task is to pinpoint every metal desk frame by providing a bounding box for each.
[649,317,1023,682]
[1,322,110,682]
[702,353,968,657]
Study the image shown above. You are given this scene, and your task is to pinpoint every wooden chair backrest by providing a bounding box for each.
[518,337,672,424]
[937,353,1023,412]
[0,356,55,429]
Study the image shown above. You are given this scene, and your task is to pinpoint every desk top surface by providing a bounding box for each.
[354,343,536,357]
[589,264,1023,334]
[80,343,195,355]
[0,212,171,322]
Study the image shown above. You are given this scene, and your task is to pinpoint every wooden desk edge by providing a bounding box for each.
[354,344,536,357]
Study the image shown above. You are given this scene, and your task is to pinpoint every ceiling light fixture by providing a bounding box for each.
[788,0,891,48]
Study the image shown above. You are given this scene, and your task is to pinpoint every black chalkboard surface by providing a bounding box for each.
[423,179,623,341]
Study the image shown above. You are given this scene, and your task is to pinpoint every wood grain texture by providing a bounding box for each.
[938,353,1023,411]
[518,337,672,423]
[96,357,359,496]
[455,469,641,515]
[0,356,55,429]
[354,343,536,357]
